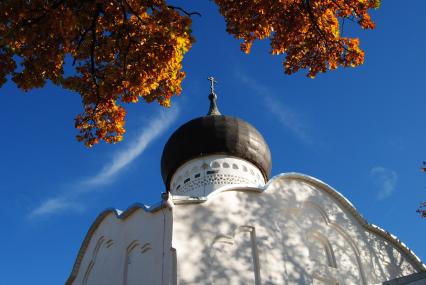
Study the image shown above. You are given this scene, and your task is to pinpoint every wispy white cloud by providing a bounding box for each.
[29,107,179,218]
[263,96,311,143]
[371,166,398,200]
[83,107,179,186]
[29,197,82,218]
[234,71,311,144]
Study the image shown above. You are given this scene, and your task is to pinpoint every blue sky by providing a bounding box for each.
[1,1,426,284]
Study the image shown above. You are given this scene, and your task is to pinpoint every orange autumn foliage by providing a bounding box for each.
[0,0,379,147]
[215,0,379,77]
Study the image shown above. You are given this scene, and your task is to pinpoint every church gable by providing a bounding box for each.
[66,204,174,285]
[266,173,424,284]
[171,172,424,285]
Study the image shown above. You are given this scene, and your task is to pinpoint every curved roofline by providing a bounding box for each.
[266,172,426,272]
[65,201,170,285]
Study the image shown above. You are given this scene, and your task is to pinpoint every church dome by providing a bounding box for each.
[161,79,271,193]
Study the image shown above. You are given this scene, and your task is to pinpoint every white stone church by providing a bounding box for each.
[66,82,426,285]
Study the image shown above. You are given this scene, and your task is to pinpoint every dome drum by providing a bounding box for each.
[170,155,266,197]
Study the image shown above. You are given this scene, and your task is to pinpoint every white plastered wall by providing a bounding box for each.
[66,173,424,285]
[67,206,174,285]
[172,173,424,285]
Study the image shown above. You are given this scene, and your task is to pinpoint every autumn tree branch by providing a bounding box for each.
[90,4,102,114]
[167,5,201,17]
[302,0,350,54]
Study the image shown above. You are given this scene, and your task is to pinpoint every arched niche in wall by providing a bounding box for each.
[307,231,337,269]
[277,201,366,285]
[305,201,366,285]
[123,241,153,285]
[208,226,261,285]
[82,236,115,285]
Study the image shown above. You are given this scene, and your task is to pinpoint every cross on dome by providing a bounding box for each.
[207,76,221,116]
[207,76,217,95]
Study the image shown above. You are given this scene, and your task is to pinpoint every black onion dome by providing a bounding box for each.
[161,114,272,190]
